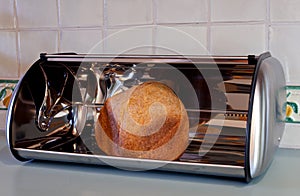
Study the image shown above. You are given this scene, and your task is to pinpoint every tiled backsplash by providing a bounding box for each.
[1,0,300,148]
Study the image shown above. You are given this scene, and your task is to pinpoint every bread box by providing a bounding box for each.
[6,52,286,182]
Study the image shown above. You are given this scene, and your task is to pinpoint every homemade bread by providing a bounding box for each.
[95,81,189,160]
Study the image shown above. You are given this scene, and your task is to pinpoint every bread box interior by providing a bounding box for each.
[6,52,286,182]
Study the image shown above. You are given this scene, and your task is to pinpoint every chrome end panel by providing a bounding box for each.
[249,57,286,178]
[5,76,29,161]
[5,59,44,162]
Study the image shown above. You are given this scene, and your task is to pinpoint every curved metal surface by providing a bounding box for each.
[6,75,28,161]
[9,53,285,181]
[249,57,286,178]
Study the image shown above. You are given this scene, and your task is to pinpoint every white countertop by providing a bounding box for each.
[0,133,299,196]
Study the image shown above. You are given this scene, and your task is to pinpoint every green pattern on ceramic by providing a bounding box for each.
[1,81,300,123]
[0,80,18,110]
[287,102,298,114]
[0,87,14,100]
[286,117,294,123]
[285,86,300,123]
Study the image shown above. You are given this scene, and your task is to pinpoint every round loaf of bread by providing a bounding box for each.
[95,81,189,161]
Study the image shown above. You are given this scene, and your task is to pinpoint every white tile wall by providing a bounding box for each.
[0,31,18,78]
[106,0,153,26]
[16,0,58,28]
[60,29,103,53]
[104,27,153,54]
[270,25,300,84]
[155,25,208,55]
[0,110,6,131]
[19,30,58,75]
[60,0,103,27]
[1,0,300,148]
[0,0,15,28]
[211,0,266,22]
[281,123,300,148]
[271,0,300,21]
[211,24,266,55]
[156,0,208,24]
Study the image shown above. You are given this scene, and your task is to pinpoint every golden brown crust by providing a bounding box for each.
[95,81,189,160]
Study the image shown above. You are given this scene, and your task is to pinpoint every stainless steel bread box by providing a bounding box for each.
[6,52,286,182]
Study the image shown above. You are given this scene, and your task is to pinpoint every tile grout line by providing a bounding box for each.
[206,0,211,54]
[10,26,104,31]
[2,19,300,32]
[57,0,62,52]
[4,20,300,33]
[152,0,157,55]
[3,20,299,31]
[271,21,300,25]
[265,0,271,51]
[13,0,20,79]
[102,0,108,52]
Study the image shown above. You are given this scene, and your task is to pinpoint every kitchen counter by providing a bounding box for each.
[0,133,299,196]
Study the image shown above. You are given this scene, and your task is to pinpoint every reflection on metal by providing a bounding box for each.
[249,57,286,178]
[6,53,286,182]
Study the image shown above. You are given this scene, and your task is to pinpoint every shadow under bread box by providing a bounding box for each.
[6,52,286,182]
